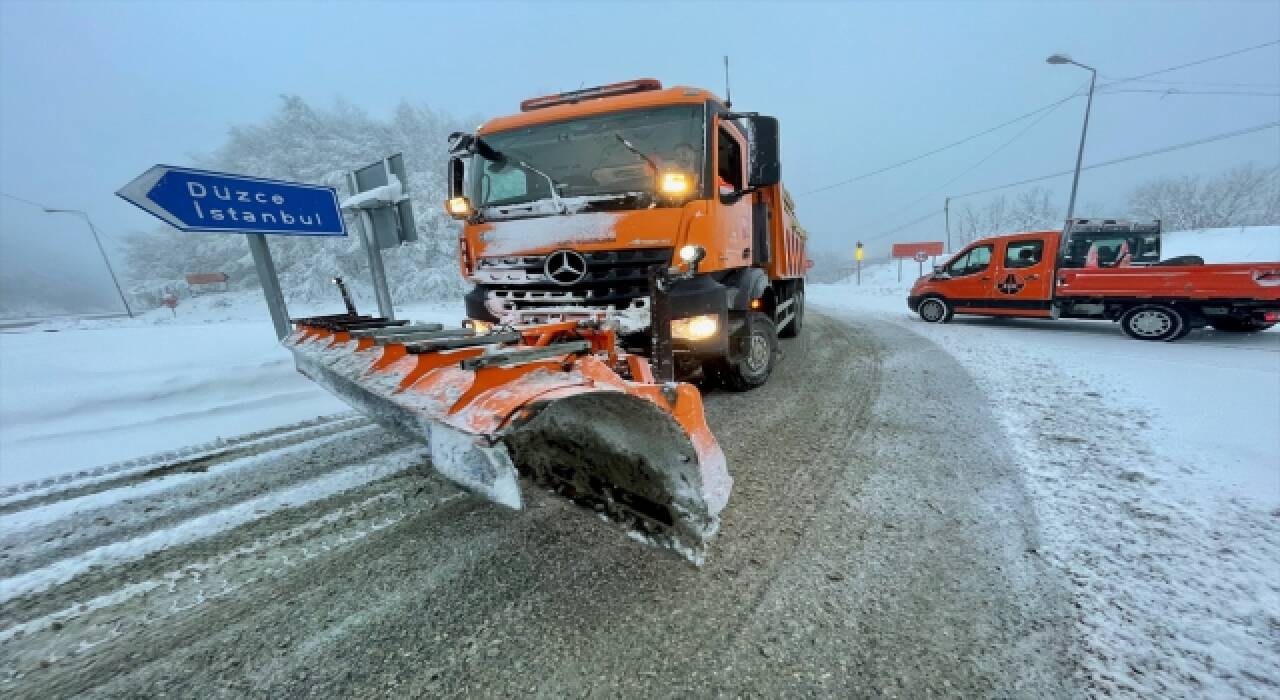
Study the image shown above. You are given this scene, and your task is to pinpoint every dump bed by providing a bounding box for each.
[1057,263,1280,301]
[763,187,808,280]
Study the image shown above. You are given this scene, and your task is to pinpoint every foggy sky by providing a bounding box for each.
[1,0,1277,311]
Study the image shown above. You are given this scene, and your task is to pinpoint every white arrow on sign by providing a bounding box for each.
[116,165,184,229]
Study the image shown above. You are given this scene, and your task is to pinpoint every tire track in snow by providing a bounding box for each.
[0,412,364,506]
[0,443,427,604]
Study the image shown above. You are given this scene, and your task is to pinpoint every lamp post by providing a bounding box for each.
[1047,53,1097,257]
[43,208,134,318]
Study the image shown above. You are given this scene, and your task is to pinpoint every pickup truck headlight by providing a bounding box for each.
[671,314,720,341]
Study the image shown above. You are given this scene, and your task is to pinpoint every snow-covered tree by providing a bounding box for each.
[123,96,476,307]
[953,186,1061,244]
[1127,162,1279,230]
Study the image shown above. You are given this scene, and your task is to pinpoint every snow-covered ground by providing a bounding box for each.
[809,225,1279,697]
[0,290,463,488]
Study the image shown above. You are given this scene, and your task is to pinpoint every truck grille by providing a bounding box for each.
[476,248,672,310]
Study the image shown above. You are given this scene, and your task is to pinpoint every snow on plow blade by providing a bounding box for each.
[286,315,730,564]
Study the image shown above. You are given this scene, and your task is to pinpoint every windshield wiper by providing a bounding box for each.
[614,133,658,172]
[474,138,567,214]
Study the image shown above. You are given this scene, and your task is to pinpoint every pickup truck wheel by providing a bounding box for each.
[1120,304,1184,341]
[918,297,953,323]
[714,312,777,392]
[1210,318,1274,333]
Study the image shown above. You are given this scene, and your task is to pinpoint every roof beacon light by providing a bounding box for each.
[520,79,663,112]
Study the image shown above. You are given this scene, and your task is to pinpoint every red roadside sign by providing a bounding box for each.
[185,272,229,285]
[891,241,945,258]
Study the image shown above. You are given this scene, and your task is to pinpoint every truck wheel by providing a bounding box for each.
[918,297,952,323]
[779,289,804,338]
[714,312,777,392]
[1210,318,1274,333]
[1119,304,1184,341]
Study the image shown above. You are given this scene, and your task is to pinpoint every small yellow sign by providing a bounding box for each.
[855,246,865,262]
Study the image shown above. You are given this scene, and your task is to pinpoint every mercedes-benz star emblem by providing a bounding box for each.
[544,249,588,285]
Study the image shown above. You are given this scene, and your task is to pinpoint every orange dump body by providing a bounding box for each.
[286,316,730,564]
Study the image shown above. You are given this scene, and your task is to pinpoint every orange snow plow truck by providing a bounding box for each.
[287,79,807,564]
[909,219,1280,340]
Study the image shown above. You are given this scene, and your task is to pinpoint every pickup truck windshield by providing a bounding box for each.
[470,105,704,208]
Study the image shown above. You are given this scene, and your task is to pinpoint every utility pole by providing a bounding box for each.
[43,208,134,318]
[1047,53,1098,259]
[944,196,951,253]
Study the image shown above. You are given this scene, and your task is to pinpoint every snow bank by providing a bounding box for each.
[0,293,464,487]
[1161,225,1280,262]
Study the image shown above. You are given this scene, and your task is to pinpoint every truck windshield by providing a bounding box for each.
[470,105,704,208]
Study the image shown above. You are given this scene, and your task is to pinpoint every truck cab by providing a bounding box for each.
[909,230,1060,319]
[443,79,808,387]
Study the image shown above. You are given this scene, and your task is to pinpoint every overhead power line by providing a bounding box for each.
[950,120,1280,200]
[860,209,946,245]
[854,120,1278,244]
[862,84,1080,229]
[1097,88,1280,98]
[799,39,1280,198]
[1098,39,1280,90]
[797,95,1077,196]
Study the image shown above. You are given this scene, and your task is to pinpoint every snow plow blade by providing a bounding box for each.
[285,315,730,564]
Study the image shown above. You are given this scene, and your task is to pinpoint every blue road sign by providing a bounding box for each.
[116,165,346,236]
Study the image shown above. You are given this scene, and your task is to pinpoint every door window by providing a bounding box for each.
[717,126,743,192]
[1004,240,1044,269]
[946,245,993,276]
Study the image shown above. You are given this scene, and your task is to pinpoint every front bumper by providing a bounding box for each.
[907,295,923,312]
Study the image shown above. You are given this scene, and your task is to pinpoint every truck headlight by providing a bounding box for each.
[679,244,706,265]
[445,196,472,219]
[671,314,720,341]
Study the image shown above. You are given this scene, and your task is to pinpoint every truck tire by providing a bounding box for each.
[779,289,804,338]
[1210,318,1275,333]
[1119,304,1185,341]
[918,297,953,323]
[713,312,777,392]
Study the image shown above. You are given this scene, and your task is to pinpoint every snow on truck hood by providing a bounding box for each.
[478,210,622,255]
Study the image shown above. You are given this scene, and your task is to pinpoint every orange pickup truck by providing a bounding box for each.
[908,219,1280,341]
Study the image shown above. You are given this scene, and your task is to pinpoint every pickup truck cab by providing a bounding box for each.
[908,220,1280,341]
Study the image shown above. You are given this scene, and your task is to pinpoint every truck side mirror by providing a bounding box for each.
[745,115,781,188]
[447,132,474,157]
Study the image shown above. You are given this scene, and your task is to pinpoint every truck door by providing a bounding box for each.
[937,243,995,311]
[715,119,753,266]
[985,236,1054,315]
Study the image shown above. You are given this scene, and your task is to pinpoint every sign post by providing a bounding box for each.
[345,172,395,319]
[246,233,290,339]
[117,165,346,339]
[855,241,864,286]
[342,154,417,321]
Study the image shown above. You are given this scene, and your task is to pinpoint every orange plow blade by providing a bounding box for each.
[285,315,730,564]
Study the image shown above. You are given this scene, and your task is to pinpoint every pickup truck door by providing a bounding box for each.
[984,236,1054,314]
[938,243,996,310]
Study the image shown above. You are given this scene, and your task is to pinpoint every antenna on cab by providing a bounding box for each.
[723,55,732,108]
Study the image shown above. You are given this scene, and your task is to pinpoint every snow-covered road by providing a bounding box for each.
[0,313,1074,697]
[810,282,1279,698]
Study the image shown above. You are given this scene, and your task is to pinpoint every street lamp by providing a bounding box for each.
[42,208,134,318]
[1047,52,1097,257]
